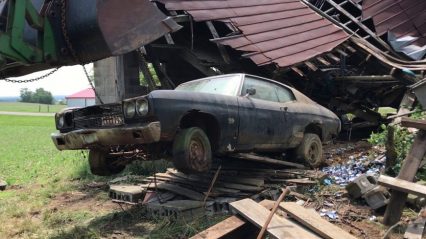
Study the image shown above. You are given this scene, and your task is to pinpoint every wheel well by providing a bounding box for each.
[179,111,220,150]
[305,124,323,140]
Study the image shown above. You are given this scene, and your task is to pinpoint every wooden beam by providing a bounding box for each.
[383,130,426,225]
[378,175,426,197]
[279,202,358,239]
[316,56,331,66]
[190,200,277,239]
[304,61,318,71]
[401,117,426,131]
[232,153,305,169]
[190,216,246,239]
[230,198,320,239]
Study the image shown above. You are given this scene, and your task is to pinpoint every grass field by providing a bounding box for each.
[0,102,65,113]
[0,115,220,238]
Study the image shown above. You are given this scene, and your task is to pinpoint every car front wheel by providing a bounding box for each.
[295,133,324,168]
[88,149,126,176]
[172,127,212,174]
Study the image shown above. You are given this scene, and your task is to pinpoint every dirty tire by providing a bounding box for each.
[89,149,125,176]
[295,133,323,168]
[172,127,212,174]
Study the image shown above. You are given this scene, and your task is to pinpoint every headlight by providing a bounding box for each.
[57,115,65,128]
[136,99,149,116]
[124,101,136,118]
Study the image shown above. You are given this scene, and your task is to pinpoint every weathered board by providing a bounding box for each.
[232,153,306,169]
[230,198,320,239]
[279,202,358,239]
[190,216,246,239]
[378,175,426,197]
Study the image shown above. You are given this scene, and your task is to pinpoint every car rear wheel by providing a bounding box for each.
[88,149,126,176]
[295,133,324,168]
[172,127,212,174]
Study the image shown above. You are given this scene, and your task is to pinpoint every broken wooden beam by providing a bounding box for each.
[383,130,426,225]
[230,198,320,239]
[401,117,426,131]
[378,175,426,197]
[279,202,358,239]
[232,153,305,169]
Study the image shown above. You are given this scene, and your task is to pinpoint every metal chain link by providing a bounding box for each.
[60,0,104,104]
[0,67,61,83]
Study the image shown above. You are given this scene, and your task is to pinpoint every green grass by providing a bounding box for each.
[0,102,65,113]
[0,115,216,239]
[0,115,97,238]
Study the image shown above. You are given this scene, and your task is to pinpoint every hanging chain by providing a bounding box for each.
[60,0,104,104]
[0,67,60,83]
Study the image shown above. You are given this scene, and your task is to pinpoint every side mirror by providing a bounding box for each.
[246,88,256,96]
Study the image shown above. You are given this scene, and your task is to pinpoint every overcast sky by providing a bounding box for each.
[0,64,93,97]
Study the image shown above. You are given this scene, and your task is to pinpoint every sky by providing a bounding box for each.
[0,64,93,97]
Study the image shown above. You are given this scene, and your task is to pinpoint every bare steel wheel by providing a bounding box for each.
[172,127,212,174]
[295,133,324,168]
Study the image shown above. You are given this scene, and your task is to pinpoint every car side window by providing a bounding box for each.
[276,86,295,103]
[241,77,280,102]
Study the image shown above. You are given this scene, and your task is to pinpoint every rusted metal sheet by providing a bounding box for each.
[97,0,181,55]
[362,0,426,47]
[158,0,349,68]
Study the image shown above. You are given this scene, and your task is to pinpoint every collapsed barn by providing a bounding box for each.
[93,0,426,131]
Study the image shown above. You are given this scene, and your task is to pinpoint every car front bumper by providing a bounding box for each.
[51,121,161,150]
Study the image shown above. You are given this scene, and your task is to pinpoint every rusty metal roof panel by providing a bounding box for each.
[158,0,349,68]
[362,0,426,46]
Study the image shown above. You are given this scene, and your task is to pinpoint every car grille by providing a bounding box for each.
[73,104,124,130]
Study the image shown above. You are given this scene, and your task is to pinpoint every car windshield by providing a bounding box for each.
[175,75,241,96]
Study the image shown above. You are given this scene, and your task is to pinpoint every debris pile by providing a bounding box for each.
[109,164,326,219]
[322,153,385,187]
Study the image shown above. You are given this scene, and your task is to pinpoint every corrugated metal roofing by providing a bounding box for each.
[158,0,349,68]
[362,0,426,47]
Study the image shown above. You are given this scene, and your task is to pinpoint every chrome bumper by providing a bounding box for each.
[51,121,161,150]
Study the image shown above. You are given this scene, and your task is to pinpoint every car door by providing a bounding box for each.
[275,84,302,148]
[236,76,287,150]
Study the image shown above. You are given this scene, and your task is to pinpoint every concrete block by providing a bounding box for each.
[346,174,377,199]
[363,186,390,210]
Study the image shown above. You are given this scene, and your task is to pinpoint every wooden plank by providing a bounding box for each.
[232,153,305,169]
[190,215,246,239]
[230,199,320,239]
[153,183,205,201]
[279,202,358,239]
[404,209,426,239]
[190,200,277,239]
[383,130,426,225]
[401,117,426,131]
[378,175,426,197]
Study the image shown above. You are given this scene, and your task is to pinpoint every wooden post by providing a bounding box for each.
[385,125,397,174]
[383,129,426,225]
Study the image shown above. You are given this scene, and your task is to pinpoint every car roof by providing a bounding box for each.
[177,73,316,104]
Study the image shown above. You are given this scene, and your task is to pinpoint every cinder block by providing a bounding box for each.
[363,186,390,210]
[346,174,377,199]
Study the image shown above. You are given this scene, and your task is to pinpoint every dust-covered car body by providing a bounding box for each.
[52,74,340,174]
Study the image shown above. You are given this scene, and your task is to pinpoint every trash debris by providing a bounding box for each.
[320,209,339,220]
[322,154,384,187]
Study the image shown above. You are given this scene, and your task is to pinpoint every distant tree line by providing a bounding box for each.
[20,88,54,104]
